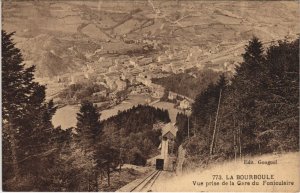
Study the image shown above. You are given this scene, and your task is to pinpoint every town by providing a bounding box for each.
[2,0,299,192]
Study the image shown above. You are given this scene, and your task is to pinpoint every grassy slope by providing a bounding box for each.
[153,152,300,192]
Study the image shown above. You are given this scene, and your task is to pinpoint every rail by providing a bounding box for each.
[130,170,162,192]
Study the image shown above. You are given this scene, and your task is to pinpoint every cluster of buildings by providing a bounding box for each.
[168,91,193,110]
[130,74,164,98]
[43,42,239,103]
[82,55,168,98]
[123,35,162,50]
[45,53,167,100]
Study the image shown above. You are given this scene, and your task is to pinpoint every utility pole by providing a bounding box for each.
[210,89,222,155]
[234,130,237,162]
[194,117,197,137]
[119,149,121,171]
[208,115,212,131]
[187,115,190,139]
[185,109,191,141]
[233,116,237,162]
[239,127,242,160]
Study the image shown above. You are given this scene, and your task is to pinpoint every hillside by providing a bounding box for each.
[2,1,299,77]
[152,69,223,99]
[101,105,170,165]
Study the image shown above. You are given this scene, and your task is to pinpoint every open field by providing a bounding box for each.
[52,105,80,128]
[152,101,184,123]
[52,94,181,128]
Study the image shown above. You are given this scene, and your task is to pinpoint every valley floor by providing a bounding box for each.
[52,94,183,128]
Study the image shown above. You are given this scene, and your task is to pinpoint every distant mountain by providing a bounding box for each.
[2,1,299,77]
[16,34,88,77]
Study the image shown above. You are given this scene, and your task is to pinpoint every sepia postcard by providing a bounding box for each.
[1,0,299,192]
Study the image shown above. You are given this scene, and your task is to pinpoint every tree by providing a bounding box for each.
[182,37,299,169]
[100,105,167,170]
[55,139,97,191]
[254,39,299,152]
[75,100,102,191]
[187,74,228,155]
[97,140,120,187]
[76,100,101,151]
[2,30,33,181]
[2,30,59,190]
[175,113,188,146]
[236,36,265,77]
[230,37,266,155]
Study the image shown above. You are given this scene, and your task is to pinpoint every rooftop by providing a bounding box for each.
[162,123,178,137]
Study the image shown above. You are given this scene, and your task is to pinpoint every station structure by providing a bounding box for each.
[158,123,177,171]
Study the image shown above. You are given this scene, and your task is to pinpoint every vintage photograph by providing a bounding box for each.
[1,0,299,192]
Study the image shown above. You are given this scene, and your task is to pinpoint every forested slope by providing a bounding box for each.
[152,69,222,99]
[175,37,299,167]
[101,105,170,166]
[2,31,170,191]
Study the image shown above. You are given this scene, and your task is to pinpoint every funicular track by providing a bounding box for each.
[130,170,162,192]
